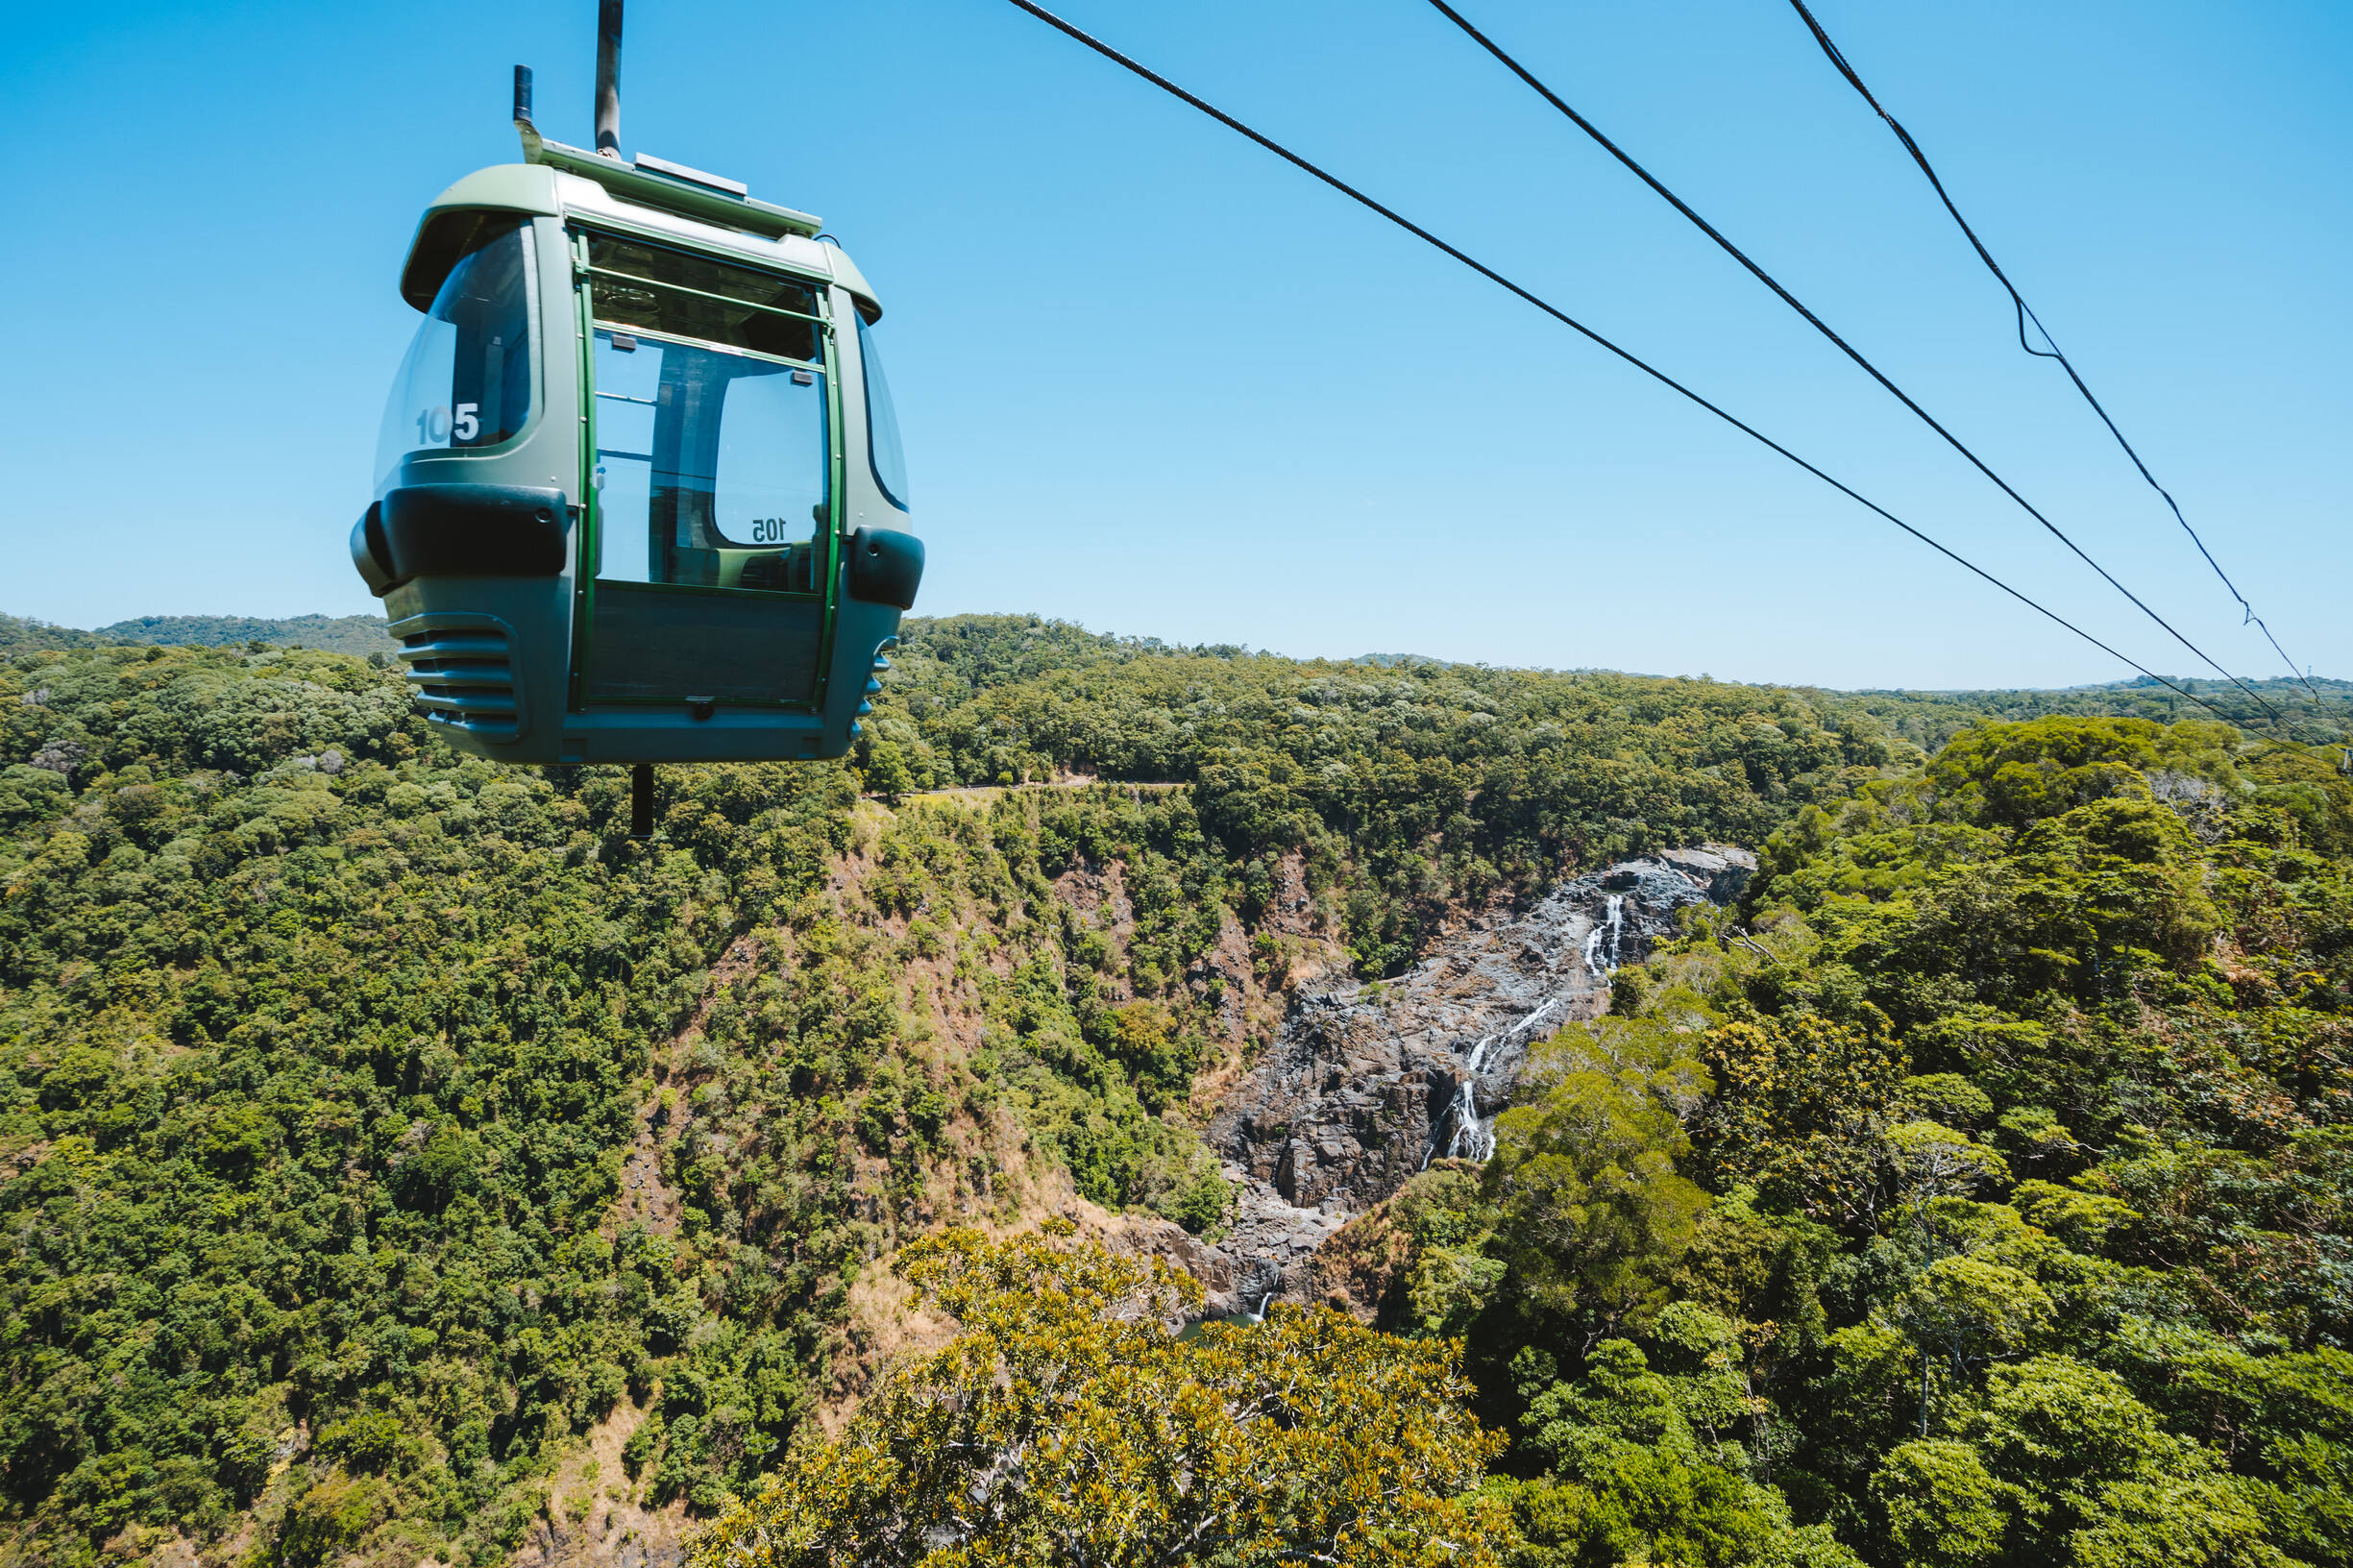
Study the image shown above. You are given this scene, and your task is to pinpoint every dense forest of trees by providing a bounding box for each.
[856,617,1899,975]
[3,611,2346,1567]
[1352,711,2353,1567]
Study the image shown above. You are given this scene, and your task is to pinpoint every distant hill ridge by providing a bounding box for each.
[94,613,402,656]
[0,610,400,657]
[2,610,2344,744]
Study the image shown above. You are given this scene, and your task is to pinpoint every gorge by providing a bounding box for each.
[1189,846,1755,1316]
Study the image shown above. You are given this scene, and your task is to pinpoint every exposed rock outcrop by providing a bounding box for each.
[1189,845,1752,1315]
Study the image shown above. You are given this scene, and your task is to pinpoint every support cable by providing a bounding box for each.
[1780,0,2327,713]
[1418,0,2285,726]
[992,0,2246,728]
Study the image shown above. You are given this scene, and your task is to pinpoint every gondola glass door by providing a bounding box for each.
[573,229,837,709]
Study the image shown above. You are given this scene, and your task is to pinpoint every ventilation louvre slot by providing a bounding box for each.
[850,642,895,740]
[397,622,524,742]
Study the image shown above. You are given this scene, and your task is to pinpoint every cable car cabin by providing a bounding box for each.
[350,134,921,764]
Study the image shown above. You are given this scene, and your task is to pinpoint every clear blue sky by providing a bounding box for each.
[4,0,2346,690]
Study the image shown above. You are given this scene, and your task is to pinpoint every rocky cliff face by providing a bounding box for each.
[1185,846,1754,1315]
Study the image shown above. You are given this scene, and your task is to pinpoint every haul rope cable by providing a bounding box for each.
[993,0,2246,729]
[1420,0,2285,727]
[1781,0,2329,715]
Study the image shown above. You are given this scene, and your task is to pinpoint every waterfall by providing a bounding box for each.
[1433,992,1574,1166]
[1582,894,1626,976]
[1443,1054,1491,1164]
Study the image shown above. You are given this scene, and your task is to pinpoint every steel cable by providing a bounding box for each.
[1781,0,2327,714]
[1419,0,2286,726]
[992,0,2250,728]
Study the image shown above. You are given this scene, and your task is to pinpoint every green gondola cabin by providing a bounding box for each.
[351,86,919,765]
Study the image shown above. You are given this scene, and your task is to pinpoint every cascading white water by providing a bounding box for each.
[1581,894,1627,976]
[1434,992,1573,1165]
[1444,1037,1495,1163]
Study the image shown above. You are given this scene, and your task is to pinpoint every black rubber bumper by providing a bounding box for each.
[846,526,924,610]
[351,484,570,597]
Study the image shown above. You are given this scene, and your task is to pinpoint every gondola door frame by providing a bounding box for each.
[562,225,846,721]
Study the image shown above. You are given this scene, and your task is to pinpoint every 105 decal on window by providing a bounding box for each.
[414,404,483,445]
